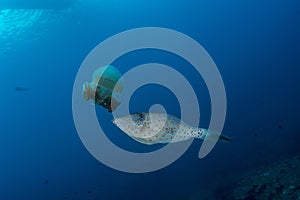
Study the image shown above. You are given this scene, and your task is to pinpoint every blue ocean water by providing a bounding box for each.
[0,0,299,199]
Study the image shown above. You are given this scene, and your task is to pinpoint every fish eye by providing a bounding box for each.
[131,112,146,122]
[138,112,144,119]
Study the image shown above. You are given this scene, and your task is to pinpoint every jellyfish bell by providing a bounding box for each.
[92,65,123,94]
[82,65,123,112]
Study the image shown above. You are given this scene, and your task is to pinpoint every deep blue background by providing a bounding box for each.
[0,0,299,199]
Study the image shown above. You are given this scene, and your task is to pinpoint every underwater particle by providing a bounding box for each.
[44,180,49,184]
[82,65,123,112]
[87,190,92,194]
[277,124,283,129]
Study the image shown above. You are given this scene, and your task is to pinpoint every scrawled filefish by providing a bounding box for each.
[112,112,231,145]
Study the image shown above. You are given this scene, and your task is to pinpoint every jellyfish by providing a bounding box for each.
[83,65,123,112]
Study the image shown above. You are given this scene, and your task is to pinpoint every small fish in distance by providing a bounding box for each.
[112,112,231,145]
[15,87,27,91]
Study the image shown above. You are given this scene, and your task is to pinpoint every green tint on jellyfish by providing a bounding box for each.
[83,65,123,112]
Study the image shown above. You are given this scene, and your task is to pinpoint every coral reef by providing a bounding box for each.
[233,154,300,200]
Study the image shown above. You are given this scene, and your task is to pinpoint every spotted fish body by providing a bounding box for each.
[112,112,230,145]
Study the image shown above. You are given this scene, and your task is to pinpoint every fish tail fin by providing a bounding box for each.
[218,134,232,142]
[201,129,232,142]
